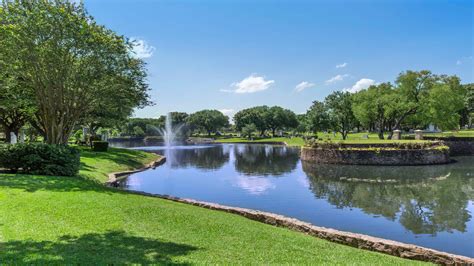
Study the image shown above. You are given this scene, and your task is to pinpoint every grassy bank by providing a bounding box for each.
[215,130,473,147]
[216,136,427,146]
[0,147,426,264]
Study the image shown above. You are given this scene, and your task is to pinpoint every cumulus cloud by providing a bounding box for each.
[336,62,348,68]
[344,78,375,93]
[325,74,349,84]
[294,81,315,92]
[222,74,275,94]
[130,38,155,59]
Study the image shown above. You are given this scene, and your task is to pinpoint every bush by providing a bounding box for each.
[0,143,80,176]
[92,141,109,152]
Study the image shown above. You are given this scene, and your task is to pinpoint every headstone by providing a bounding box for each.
[10,132,17,144]
[392,130,401,140]
[415,130,423,140]
[361,134,369,139]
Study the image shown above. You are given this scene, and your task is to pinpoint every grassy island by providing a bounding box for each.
[0,147,426,264]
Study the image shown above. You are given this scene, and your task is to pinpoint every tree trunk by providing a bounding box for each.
[5,128,11,143]
[272,128,276,137]
[378,129,384,140]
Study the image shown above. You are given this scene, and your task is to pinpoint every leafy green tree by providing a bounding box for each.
[264,106,298,136]
[233,106,269,136]
[324,91,356,140]
[305,101,330,134]
[133,126,145,137]
[459,83,474,128]
[352,83,394,139]
[187,110,229,136]
[0,74,36,143]
[388,70,437,130]
[424,84,464,130]
[241,123,257,139]
[0,0,150,144]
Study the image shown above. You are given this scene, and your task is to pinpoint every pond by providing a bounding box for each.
[113,142,474,257]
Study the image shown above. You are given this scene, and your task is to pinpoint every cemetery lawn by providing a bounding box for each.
[0,147,428,264]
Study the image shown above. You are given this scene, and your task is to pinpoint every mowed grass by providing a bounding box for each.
[0,147,428,264]
[216,132,430,146]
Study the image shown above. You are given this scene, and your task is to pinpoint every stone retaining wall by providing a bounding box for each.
[119,189,474,265]
[301,146,450,165]
[424,137,474,156]
[106,156,166,185]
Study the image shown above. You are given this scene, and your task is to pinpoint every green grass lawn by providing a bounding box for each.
[0,147,427,264]
[216,134,427,146]
[215,129,473,147]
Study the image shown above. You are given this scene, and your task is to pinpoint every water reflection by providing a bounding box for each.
[234,145,299,176]
[302,161,474,235]
[118,142,474,256]
[162,145,230,170]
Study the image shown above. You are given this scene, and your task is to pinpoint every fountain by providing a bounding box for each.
[159,113,178,148]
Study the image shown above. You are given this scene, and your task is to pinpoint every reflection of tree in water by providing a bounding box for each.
[166,146,230,170]
[302,157,474,235]
[233,145,299,176]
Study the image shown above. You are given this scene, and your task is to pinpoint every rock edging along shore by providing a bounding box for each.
[105,154,472,264]
[114,189,474,265]
[106,156,166,185]
[301,145,450,165]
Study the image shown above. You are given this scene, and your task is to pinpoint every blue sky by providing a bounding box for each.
[82,0,473,118]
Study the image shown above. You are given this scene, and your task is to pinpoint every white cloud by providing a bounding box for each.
[336,62,348,68]
[130,38,155,59]
[456,56,472,65]
[218,108,235,116]
[222,74,275,94]
[325,74,349,84]
[344,78,375,93]
[294,81,315,92]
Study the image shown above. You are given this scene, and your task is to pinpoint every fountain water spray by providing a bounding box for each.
[158,112,184,148]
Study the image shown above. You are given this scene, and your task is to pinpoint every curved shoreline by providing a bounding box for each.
[105,155,473,264]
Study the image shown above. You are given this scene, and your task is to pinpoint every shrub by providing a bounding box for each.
[0,143,80,176]
[92,141,109,152]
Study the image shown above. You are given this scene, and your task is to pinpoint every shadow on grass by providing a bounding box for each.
[0,174,114,193]
[0,230,197,264]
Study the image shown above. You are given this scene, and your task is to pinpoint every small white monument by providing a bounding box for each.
[392,130,401,140]
[415,130,423,140]
[10,132,17,144]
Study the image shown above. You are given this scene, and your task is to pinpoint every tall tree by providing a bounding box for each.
[233,106,269,136]
[305,101,330,134]
[187,110,229,136]
[0,73,36,143]
[0,0,150,144]
[325,91,356,140]
[264,106,298,136]
[352,83,394,139]
[459,83,474,128]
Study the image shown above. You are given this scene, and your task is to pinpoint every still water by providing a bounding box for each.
[115,143,474,257]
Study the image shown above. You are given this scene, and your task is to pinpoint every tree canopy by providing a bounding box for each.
[186,110,229,136]
[0,0,150,144]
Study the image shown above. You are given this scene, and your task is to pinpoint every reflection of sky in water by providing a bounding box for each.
[233,175,276,195]
[119,143,474,257]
